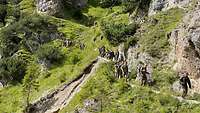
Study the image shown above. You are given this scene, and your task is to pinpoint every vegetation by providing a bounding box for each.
[35,44,64,66]
[0,0,199,113]
[0,56,27,84]
[138,8,184,58]
[0,1,114,112]
[22,63,40,111]
[100,20,137,45]
[61,63,200,113]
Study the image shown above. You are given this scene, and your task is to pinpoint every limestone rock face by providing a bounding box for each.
[148,0,191,16]
[37,0,63,16]
[170,1,200,78]
[36,0,88,16]
[169,1,200,93]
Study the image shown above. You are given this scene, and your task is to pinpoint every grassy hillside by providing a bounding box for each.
[61,63,200,113]
[60,5,200,113]
[0,1,126,112]
[1,0,200,113]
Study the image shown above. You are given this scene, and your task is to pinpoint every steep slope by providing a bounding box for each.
[0,1,113,113]
[61,0,200,113]
[1,0,200,113]
[27,57,108,113]
[169,1,200,93]
[60,63,200,113]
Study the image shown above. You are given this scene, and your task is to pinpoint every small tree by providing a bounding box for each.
[22,63,40,111]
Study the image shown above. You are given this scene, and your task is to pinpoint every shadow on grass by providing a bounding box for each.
[60,7,96,27]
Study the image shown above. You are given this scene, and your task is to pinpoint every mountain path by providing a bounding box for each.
[130,84,200,105]
[45,57,109,113]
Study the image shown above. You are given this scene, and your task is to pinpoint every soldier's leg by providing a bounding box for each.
[119,69,123,79]
[141,79,144,86]
[182,86,188,98]
[118,71,121,79]
[126,71,130,81]
[144,78,147,86]
[114,68,118,78]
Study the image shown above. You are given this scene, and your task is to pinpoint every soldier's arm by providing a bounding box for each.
[187,76,192,89]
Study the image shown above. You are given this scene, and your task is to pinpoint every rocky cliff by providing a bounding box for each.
[169,1,200,93]
[127,0,200,94]
[37,0,63,16]
[148,0,191,16]
[36,0,88,16]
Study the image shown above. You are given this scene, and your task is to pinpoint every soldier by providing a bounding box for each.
[179,71,192,98]
[98,46,106,57]
[118,52,125,62]
[121,61,129,79]
[63,39,72,47]
[114,62,123,79]
[146,63,153,86]
[141,64,149,86]
[114,63,118,78]
[114,50,119,62]
[136,61,143,81]
[80,43,85,50]
[117,62,123,79]
[100,35,103,40]
[110,50,115,61]
[106,50,115,60]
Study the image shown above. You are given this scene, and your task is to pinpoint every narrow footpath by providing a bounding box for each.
[28,57,109,113]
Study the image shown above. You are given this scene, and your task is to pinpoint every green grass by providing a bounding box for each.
[20,0,35,15]
[60,63,200,113]
[0,5,114,112]
[138,8,184,58]
[0,2,194,113]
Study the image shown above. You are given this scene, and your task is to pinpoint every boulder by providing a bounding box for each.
[74,99,101,113]
[36,0,63,16]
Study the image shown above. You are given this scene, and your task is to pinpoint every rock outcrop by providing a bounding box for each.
[148,0,191,16]
[37,0,63,16]
[74,99,101,113]
[36,0,88,16]
[169,1,200,94]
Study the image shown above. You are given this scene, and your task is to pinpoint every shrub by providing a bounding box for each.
[35,44,64,65]
[0,56,27,84]
[70,54,81,65]
[0,4,7,25]
[100,21,137,45]
[122,0,151,13]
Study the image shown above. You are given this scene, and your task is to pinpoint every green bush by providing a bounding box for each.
[0,56,27,84]
[35,44,64,65]
[0,4,7,25]
[100,21,137,45]
[122,0,151,13]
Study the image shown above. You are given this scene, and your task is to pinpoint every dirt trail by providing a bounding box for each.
[130,84,200,105]
[28,57,109,113]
